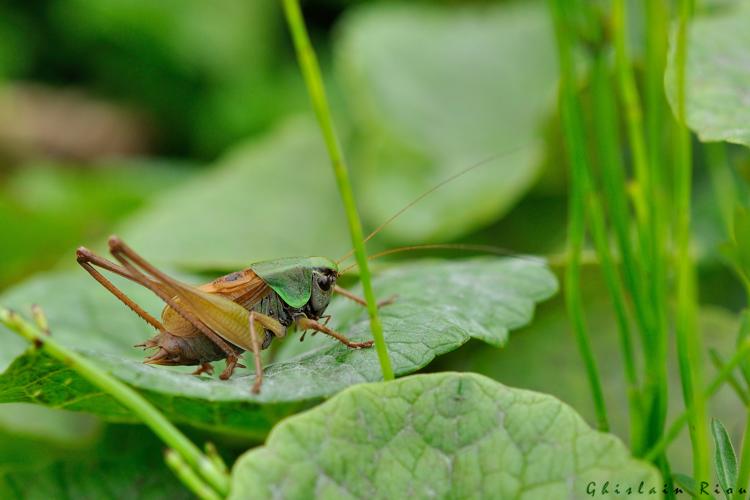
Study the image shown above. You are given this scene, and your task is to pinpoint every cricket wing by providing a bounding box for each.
[160,274,262,352]
[200,268,271,309]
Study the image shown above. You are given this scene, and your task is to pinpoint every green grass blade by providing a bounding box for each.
[711,418,739,498]
[736,414,750,500]
[549,0,609,431]
[280,0,394,380]
[673,0,711,482]
[589,50,643,449]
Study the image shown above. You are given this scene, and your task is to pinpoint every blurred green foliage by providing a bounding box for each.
[0,162,187,288]
[0,0,749,496]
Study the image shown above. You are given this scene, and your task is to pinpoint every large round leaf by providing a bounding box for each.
[230,372,661,499]
[665,1,750,147]
[0,258,557,436]
[336,1,557,242]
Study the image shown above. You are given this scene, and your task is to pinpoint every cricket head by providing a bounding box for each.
[308,263,338,318]
[251,256,339,315]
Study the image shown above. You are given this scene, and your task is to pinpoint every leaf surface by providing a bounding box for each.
[336,1,557,241]
[665,2,750,147]
[0,258,557,436]
[432,266,746,473]
[230,372,661,499]
[710,418,738,498]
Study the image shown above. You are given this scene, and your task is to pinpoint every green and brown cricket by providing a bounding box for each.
[75,149,525,394]
[76,237,393,394]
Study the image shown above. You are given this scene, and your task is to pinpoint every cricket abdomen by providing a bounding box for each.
[142,330,231,366]
[144,283,296,366]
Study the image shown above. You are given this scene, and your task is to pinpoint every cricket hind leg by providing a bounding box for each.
[295,317,374,349]
[76,246,167,333]
[106,236,243,370]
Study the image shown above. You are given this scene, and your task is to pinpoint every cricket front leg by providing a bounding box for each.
[295,317,374,349]
[333,286,396,308]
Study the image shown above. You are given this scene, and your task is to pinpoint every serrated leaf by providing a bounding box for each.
[229,372,661,499]
[0,258,557,436]
[711,418,738,498]
[665,1,750,147]
[0,425,191,500]
[336,1,556,242]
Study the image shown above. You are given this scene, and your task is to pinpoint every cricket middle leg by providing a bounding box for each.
[247,311,266,394]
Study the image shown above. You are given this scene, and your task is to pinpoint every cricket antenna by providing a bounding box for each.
[336,142,536,265]
[339,243,545,275]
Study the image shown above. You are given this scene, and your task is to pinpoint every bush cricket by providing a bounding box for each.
[75,148,530,393]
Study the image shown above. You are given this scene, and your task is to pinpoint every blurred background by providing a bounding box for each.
[0,0,749,495]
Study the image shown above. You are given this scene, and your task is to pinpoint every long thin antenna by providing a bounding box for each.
[339,243,544,275]
[336,143,535,264]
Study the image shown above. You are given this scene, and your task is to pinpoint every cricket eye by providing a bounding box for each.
[317,274,333,291]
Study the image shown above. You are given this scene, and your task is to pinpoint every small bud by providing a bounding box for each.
[31,304,50,335]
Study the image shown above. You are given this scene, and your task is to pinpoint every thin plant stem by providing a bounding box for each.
[0,308,230,498]
[643,0,669,264]
[550,0,609,431]
[165,450,222,500]
[736,412,750,500]
[590,46,650,352]
[280,0,393,380]
[708,349,750,405]
[643,0,668,185]
[673,0,710,482]
[733,263,750,500]
[612,0,670,460]
[589,51,643,453]
[737,311,750,389]
[645,336,750,462]
[706,142,736,235]
[612,0,652,239]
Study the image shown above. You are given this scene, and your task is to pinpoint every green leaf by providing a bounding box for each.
[117,117,350,270]
[0,404,99,451]
[711,418,738,498]
[229,372,661,499]
[336,1,557,242]
[52,0,288,155]
[0,425,192,499]
[0,160,186,288]
[0,258,557,436]
[665,1,750,147]
[431,265,746,474]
